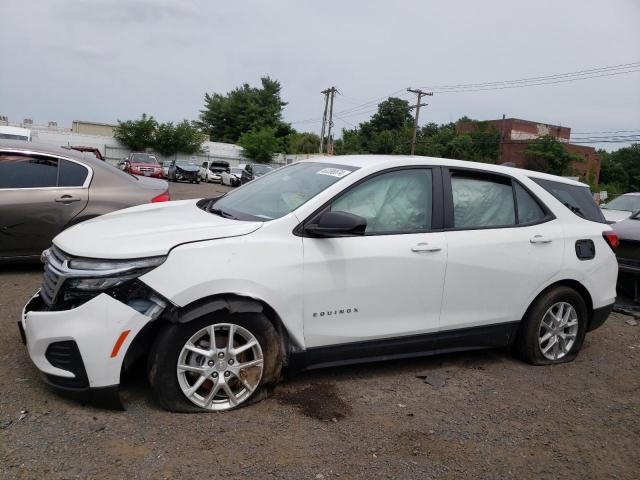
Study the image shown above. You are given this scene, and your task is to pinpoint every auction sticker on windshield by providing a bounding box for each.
[316,168,351,178]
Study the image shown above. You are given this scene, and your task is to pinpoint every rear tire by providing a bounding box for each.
[148,313,282,412]
[514,286,588,365]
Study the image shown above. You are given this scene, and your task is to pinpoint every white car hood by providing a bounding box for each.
[602,209,631,223]
[54,199,262,259]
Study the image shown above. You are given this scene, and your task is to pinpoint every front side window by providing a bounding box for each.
[331,169,432,234]
[451,174,515,228]
[0,153,58,188]
[210,162,358,220]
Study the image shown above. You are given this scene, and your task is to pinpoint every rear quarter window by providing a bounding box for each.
[532,178,605,223]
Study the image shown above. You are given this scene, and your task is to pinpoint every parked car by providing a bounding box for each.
[220,167,243,187]
[0,140,169,262]
[168,159,200,183]
[200,160,229,183]
[161,161,171,178]
[612,213,640,301]
[240,163,274,184]
[600,192,640,223]
[20,155,617,412]
[0,125,31,141]
[118,152,163,178]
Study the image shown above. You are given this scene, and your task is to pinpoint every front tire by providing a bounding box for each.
[148,313,282,412]
[514,286,587,365]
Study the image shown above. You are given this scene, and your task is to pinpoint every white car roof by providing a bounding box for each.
[299,154,588,187]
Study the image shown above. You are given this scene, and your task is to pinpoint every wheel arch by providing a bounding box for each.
[124,293,298,372]
[521,279,595,330]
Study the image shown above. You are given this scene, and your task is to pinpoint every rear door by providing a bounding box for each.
[439,168,563,331]
[0,152,90,258]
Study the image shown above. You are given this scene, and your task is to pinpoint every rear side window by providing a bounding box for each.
[514,182,546,224]
[451,174,515,228]
[0,154,58,188]
[58,159,88,187]
[533,178,605,223]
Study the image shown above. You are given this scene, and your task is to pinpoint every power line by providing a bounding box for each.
[418,62,640,90]
[289,61,640,127]
[427,68,640,94]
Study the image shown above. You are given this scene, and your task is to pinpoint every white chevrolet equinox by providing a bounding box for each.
[20,156,618,411]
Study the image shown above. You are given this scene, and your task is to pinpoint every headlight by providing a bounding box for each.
[65,256,166,291]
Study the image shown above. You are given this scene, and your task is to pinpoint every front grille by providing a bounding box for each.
[44,341,89,388]
[41,245,72,306]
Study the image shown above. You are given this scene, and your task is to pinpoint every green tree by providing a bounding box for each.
[199,77,290,143]
[286,132,320,154]
[524,135,583,176]
[153,121,207,156]
[238,127,281,162]
[609,144,640,191]
[114,113,157,151]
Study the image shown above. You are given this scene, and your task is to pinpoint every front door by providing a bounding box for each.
[302,167,447,348]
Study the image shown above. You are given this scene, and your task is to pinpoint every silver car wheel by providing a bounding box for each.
[538,302,579,360]
[177,323,264,411]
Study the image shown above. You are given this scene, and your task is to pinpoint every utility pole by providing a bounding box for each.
[319,87,338,155]
[407,88,433,155]
[319,89,330,154]
[498,113,506,163]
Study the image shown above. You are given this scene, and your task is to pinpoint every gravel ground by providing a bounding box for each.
[1,181,639,479]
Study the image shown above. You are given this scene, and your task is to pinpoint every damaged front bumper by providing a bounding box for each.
[19,291,159,409]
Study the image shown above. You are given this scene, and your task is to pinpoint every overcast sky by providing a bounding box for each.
[1,0,638,150]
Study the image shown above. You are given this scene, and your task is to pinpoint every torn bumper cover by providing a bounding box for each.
[20,291,157,409]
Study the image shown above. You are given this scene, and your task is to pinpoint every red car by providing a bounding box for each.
[118,152,163,178]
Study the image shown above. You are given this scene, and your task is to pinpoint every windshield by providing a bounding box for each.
[130,153,157,164]
[602,194,640,212]
[231,168,243,175]
[253,164,273,175]
[208,162,357,220]
[176,160,197,167]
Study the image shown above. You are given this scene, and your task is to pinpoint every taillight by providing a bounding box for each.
[602,230,619,251]
[152,191,170,203]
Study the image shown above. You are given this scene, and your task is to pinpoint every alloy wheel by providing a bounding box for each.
[538,302,579,360]
[176,323,264,410]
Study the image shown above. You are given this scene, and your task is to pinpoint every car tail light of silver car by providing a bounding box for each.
[602,231,619,251]
[152,191,170,202]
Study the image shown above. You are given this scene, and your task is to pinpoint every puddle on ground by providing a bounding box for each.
[278,383,351,421]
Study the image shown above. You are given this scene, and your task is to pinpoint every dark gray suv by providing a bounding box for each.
[0,141,169,262]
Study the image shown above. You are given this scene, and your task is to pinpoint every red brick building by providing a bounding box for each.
[457,118,601,184]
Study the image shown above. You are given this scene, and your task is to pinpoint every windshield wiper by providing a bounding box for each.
[210,207,237,220]
[564,202,585,218]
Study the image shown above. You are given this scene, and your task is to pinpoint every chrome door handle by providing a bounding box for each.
[530,235,552,244]
[411,243,442,252]
[55,195,81,204]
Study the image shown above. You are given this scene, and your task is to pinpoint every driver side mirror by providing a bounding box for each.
[304,211,367,238]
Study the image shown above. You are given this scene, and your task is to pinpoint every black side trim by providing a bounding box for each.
[288,321,519,374]
[588,303,614,332]
[41,375,123,410]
